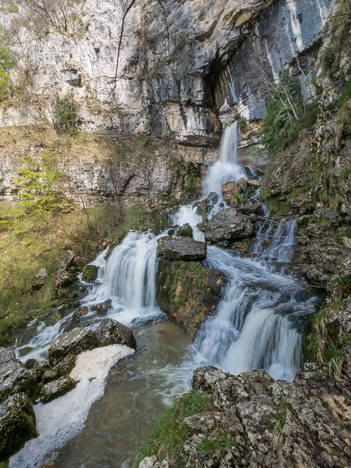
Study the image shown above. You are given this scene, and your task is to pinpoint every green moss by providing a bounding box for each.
[135,390,210,466]
[270,399,288,432]
[263,197,290,216]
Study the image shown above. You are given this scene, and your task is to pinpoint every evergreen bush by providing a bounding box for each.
[53,93,79,136]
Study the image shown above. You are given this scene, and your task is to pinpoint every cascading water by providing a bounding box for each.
[11,119,321,467]
[203,121,247,216]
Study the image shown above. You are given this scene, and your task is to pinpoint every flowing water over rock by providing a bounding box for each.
[10,120,321,467]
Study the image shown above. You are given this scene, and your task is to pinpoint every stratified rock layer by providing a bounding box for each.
[157,259,226,339]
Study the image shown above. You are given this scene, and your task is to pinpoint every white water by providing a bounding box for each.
[10,345,135,468]
[11,119,320,466]
[203,121,247,216]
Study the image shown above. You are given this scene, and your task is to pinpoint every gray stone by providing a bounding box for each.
[40,376,76,403]
[0,347,38,402]
[203,208,253,246]
[95,319,137,350]
[177,223,193,238]
[73,306,89,319]
[92,299,112,315]
[158,236,207,261]
[35,268,48,279]
[48,328,99,366]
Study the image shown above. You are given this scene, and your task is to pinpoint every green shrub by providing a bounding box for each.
[16,153,65,214]
[53,93,79,136]
[261,74,318,156]
[0,25,16,100]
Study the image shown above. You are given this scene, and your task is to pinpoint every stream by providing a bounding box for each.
[10,121,320,467]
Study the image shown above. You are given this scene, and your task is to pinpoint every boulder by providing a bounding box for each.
[237,202,262,215]
[247,178,261,186]
[0,393,36,459]
[203,208,253,246]
[48,319,137,366]
[177,223,193,238]
[82,265,99,282]
[221,181,242,207]
[48,328,99,367]
[157,259,226,339]
[53,354,76,377]
[35,268,48,279]
[40,376,76,403]
[0,348,38,402]
[73,306,89,319]
[158,236,207,261]
[193,200,207,216]
[92,299,112,315]
[55,250,75,289]
[95,319,137,350]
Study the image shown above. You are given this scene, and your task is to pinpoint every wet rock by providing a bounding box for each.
[193,200,207,216]
[157,259,226,339]
[73,306,89,319]
[82,265,99,282]
[221,181,245,207]
[0,347,38,402]
[53,354,76,377]
[48,328,99,367]
[177,223,193,238]
[0,392,36,459]
[247,178,261,186]
[202,208,253,247]
[55,250,75,289]
[205,192,219,205]
[41,369,59,384]
[40,376,76,403]
[48,319,137,366]
[92,299,112,315]
[95,318,137,350]
[158,236,207,261]
[237,202,262,215]
[24,359,37,370]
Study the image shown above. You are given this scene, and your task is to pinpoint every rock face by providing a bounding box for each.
[158,236,207,261]
[0,393,37,460]
[157,259,226,339]
[141,365,351,467]
[48,319,137,366]
[202,208,253,246]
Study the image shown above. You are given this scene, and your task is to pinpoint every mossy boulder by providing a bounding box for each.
[0,392,36,460]
[156,259,226,339]
[177,223,193,238]
[82,265,99,282]
[40,376,76,403]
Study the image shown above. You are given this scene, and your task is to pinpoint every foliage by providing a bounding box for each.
[261,74,318,156]
[16,154,65,214]
[0,25,17,100]
[135,390,210,466]
[0,201,124,345]
[76,16,90,38]
[53,93,79,136]
[197,433,236,457]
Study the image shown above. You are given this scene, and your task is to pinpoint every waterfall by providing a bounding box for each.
[192,244,318,381]
[203,121,247,203]
[106,231,157,309]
